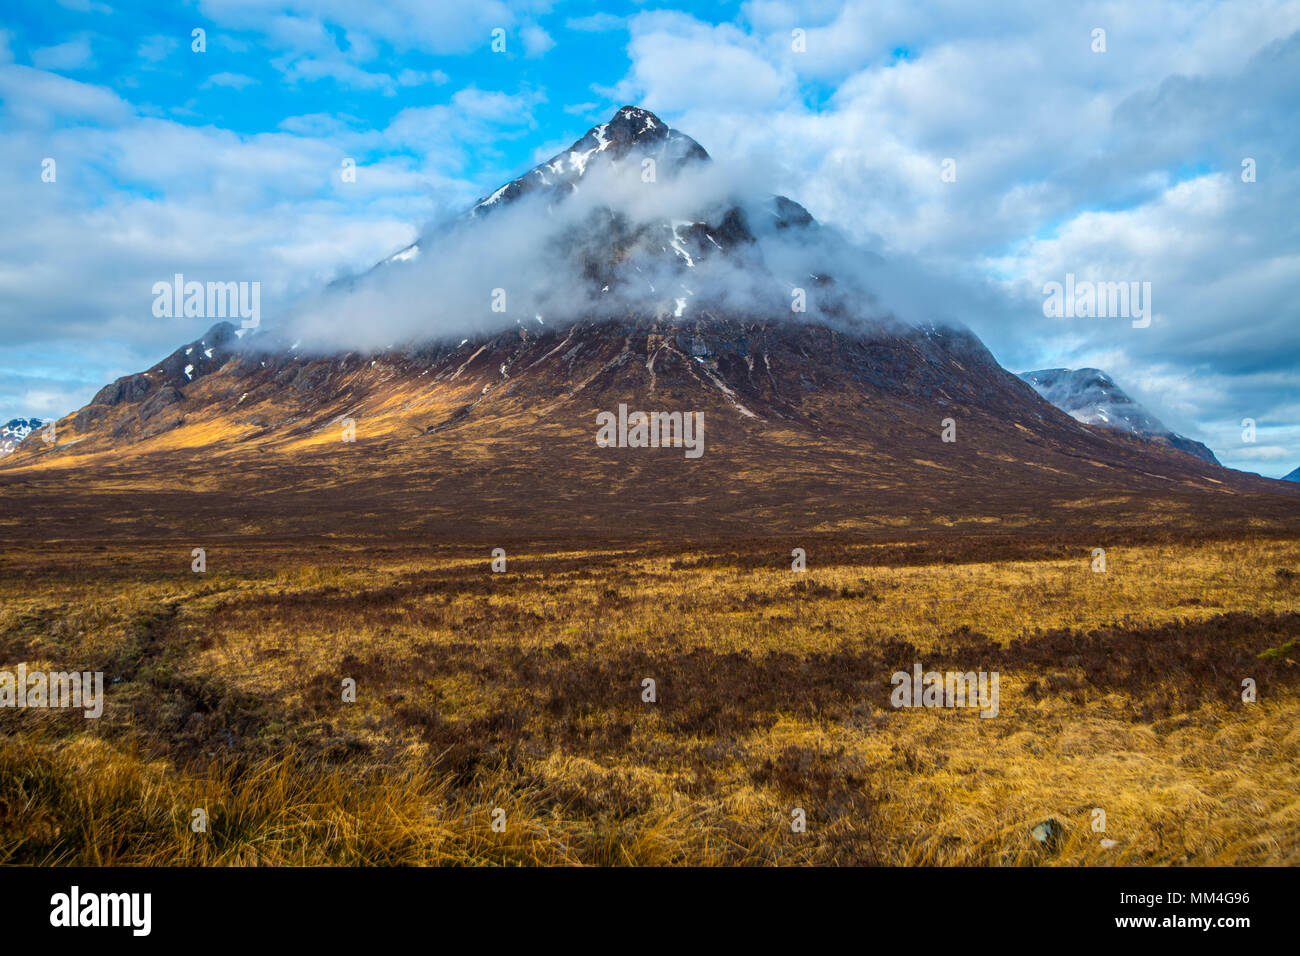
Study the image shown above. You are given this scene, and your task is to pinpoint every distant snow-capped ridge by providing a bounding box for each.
[1019,368,1219,465]
[1283,466,1300,482]
[1,418,44,456]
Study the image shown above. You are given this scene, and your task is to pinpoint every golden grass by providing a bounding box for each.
[1,535,1298,865]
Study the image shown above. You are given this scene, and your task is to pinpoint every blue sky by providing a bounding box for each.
[1,0,1298,475]
[9,0,651,179]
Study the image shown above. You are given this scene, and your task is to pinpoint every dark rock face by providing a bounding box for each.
[1162,434,1221,465]
[72,322,238,439]
[771,195,815,230]
[92,374,152,408]
[90,322,237,408]
[601,105,710,163]
[139,385,183,416]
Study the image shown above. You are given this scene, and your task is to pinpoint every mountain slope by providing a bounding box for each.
[3,106,1297,542]
[1019,368,1220,465]
[5,308,1292,542]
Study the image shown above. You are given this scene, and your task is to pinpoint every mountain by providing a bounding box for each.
[3,106,1297,543]
[339,104,842,332]
[1019,368,1220,465]
[0,418,43,456]
[66,323,238,443]
[1284,466,1300,482]
[374,105,714,271]
[468,104,710,216]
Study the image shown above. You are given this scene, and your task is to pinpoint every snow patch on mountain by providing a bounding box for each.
[281,105,894,353]
[1,418,44,456]
[1020,367,1220,465]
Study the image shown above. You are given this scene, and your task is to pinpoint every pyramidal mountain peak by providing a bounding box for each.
[469,105,711,213]
[375,105,778,279]
[6,105,1295,537]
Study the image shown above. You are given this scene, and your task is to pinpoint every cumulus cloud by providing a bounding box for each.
[273,158,791,352]
[613,12,794,111]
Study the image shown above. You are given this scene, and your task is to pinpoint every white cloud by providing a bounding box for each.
[136,35,179,63]
[19,386,93,418]
[203,72,258,90]
[397,68,449,87]
[521,23,556,58]
[0,62,548,423]
[192,3,541,91]
[0,65,131,124]
[566,13,627,33]
[197,0,537,56]
[615,12,793,111]
[54,0,111,13]
[31,36,97,72]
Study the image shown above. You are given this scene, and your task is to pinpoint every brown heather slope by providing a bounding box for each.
[1,314,1298,546]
